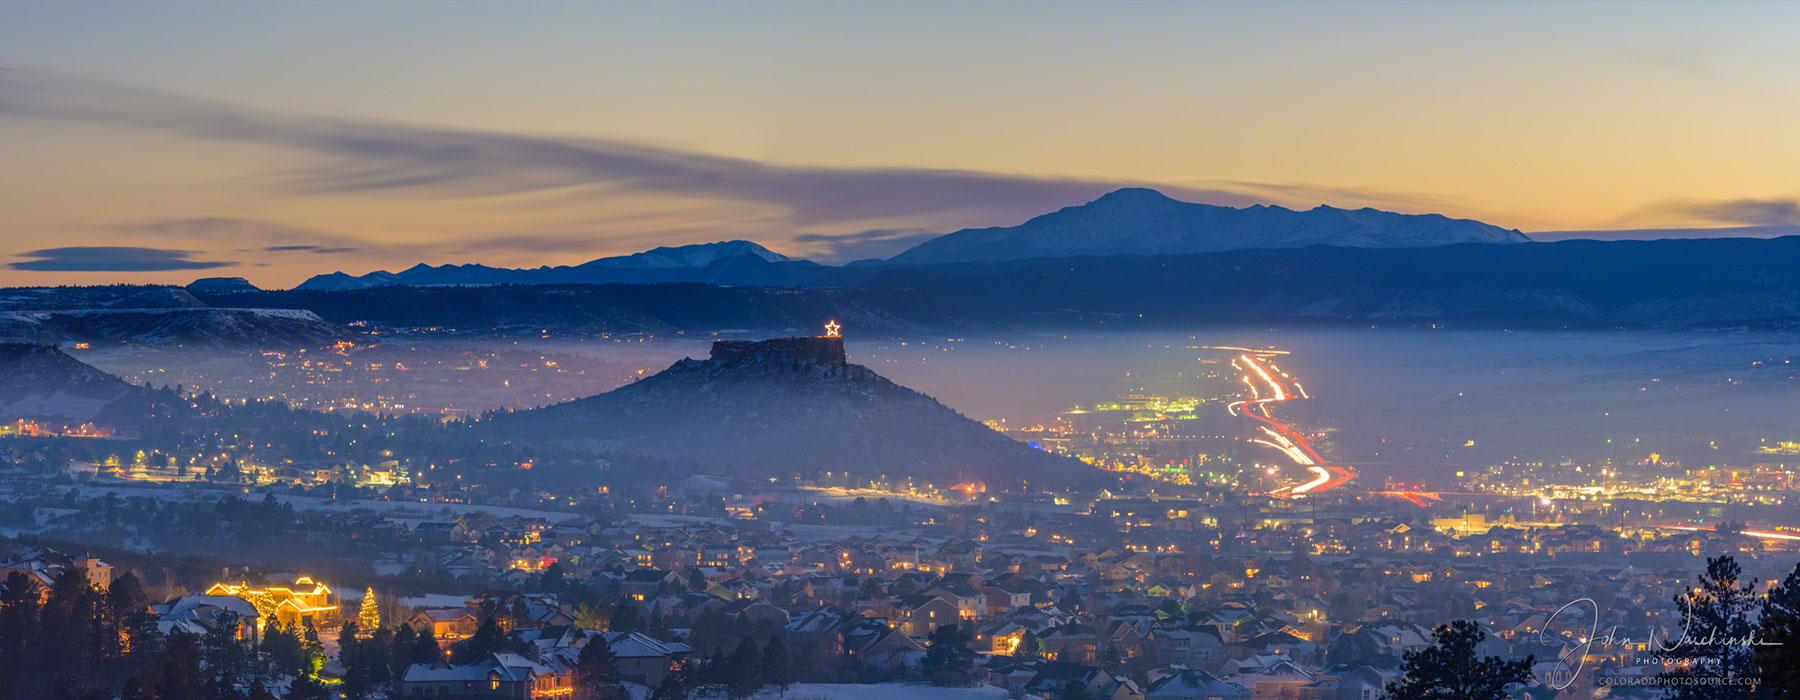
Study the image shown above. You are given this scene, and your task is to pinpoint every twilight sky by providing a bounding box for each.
[3,1,1799,288]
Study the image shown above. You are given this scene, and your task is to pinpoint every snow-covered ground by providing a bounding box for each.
[749,684,1009,700]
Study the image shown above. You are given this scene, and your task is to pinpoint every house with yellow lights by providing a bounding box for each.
[206,575,341,629]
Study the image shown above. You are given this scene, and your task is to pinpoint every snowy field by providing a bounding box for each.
[748,684,1009,700]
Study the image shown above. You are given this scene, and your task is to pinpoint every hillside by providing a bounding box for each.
[0,285,355,348]
[478,337,1095,488]
[0,308,355,348]
[0,344,141,420]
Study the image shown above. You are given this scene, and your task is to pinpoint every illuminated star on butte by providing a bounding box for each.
[824,320,841,337]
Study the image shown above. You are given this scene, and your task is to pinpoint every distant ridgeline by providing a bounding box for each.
[709,336,846,364]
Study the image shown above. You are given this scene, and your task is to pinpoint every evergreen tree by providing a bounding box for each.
[1387,620,1533,700]
[648,662,691,700]
[763,636,793,695]
[358,588,381,630]
[460,616,510,662]
[245,678,278,700]
[609,599,643,634]
[543,564,566,594]
[724,637,763,700]
[301,619,325,670]
[0,571,41,692]
[411,628,443,665]
[338,621,374,700]
[149,633,205,700]
[1661,555,1759,699]
[106,572,149,659]
[288,672,331,700]
[923,624,974,686]
[1758,560,1800,699]
[575,632,621,699]
[118,677,151,700]
[364,627,395,686]
[261,623,308,677]
[201,613,249,697]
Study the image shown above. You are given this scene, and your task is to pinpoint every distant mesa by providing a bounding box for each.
[0,284,355,348]
[186,277,262,294]
[479,334,1094,488]
[105,287,208,309]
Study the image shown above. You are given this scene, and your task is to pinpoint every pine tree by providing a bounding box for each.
[1386,620,1533,700]
[725,637,763,700]
[288,672,331,700]
[245,678,277,700]
[118,677,151,700]
[610,599,643,634]
[763,636,792,695]
[460,616,510,663]
[338,621,372,700]
[0,571,41,691]
[1661,555,1759,699]
[1758,560,1800,698]
[648,662,691,700]
[923,624,974,686]
[575,632,621,699]
[359,588,381,631]
[543,563,566,594]
[411,628,443,665]
[150,633,205,700]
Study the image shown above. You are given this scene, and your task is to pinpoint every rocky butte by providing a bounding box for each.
[479,333,1096,489]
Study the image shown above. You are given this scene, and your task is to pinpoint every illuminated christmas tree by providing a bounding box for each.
[359,587,380,630]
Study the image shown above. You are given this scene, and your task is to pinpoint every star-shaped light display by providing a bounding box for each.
[824,320,841,337]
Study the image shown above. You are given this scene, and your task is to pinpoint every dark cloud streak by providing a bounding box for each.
[0,68,1264,233]
[9,246,235,272]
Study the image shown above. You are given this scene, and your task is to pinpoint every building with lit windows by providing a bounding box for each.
[205,575,340,629]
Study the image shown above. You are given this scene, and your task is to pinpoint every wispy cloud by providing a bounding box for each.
[0,66,1527,270]
[0,67,1268,233]
[9,246,235,272]
[792,228,943,263]
[260,245,359,254]
[1619,196,1800,228]
[109,216,366,253]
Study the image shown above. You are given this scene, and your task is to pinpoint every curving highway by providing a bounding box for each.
[1230,353,1355,496]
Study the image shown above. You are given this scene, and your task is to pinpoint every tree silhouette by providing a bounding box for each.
[575,632,621,699]
[923,624,974,686]
[1386,620,1532,700]
[1661,555,1759,699]
[1759,560,1800,698]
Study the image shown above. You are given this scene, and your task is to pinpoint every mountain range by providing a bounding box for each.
[297,240,831,290]
[888,187,1528,263]
[477,336,1096,488]
[293,189,1529,289]
[201,235,1800,332]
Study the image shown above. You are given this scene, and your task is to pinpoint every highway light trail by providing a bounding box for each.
[1661,525,1800,542]
[1234,353,1355,496]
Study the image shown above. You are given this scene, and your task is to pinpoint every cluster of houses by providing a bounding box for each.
[5,489,1790,700]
